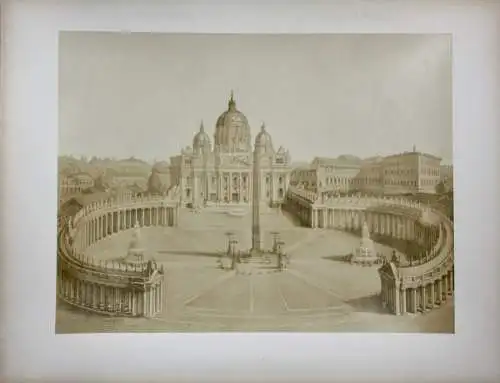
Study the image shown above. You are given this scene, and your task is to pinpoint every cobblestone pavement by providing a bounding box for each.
[57,208,454,333]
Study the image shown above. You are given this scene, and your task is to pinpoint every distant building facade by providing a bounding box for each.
[290,156,362,194]
[169,93,292,207]
[290,148,444,197]
[352,156,384,194]
[59,172,95,197]
[290,166,317,190]
[311,156,361,195]
[380,150,440,195]
[349,148,442,195]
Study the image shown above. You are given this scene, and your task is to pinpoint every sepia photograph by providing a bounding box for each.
[56,32,454,334]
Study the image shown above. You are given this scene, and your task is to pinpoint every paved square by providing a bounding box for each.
[56,207,454,333]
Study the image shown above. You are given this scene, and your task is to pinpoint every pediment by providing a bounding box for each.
[378,262,398,279]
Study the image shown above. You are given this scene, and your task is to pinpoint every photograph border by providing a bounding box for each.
[2,1,500,382]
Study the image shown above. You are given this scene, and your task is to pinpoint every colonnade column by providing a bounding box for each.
[219,173,223,202]
[394,286,400,315]
[436,280,442,305]
[110,212,114,234]
[381,281,387,308]
[92,283,98,309]
[401,288,407,314]
[429,282,435,308]
[239,173,243,203]
[442,276,448,302]
[449,270,454,295]
[412,288,417,313]
[421,285,426,311]
[131,291,137,316]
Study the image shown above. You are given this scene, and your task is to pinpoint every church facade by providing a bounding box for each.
[170,93,292,207]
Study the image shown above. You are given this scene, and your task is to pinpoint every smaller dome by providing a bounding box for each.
[193,121,211,151]
[152,161,169,172]
[255,123,274,153]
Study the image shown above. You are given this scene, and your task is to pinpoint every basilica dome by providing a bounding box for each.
[214,91,251,153]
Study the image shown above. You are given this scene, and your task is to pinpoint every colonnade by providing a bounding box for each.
[378,207,454,315]
[57,196,176,318]
[73,205,177,253]
[380,267,454,315]
[57,267,163,317]
[285,193,440,255]
[285,188,454,316]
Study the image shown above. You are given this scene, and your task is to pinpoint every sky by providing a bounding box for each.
[59,32,453,164]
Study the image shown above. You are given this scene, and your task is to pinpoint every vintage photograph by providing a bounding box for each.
[56,32,454,333]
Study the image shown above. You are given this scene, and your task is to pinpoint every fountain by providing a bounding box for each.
[122,220,147,264]
[349,221,380,266]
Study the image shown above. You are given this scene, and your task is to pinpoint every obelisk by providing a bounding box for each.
[251,124,265,255]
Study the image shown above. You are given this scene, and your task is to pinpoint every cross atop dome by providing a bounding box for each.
[261,122,266,132]
[228,90,236,111]
[200,120,205,133]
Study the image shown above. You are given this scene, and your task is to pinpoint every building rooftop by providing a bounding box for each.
[384,151,442,161]
[312,155,362,167]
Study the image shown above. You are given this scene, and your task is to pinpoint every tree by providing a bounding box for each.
[435,181,446,195]
[147,169,163,195]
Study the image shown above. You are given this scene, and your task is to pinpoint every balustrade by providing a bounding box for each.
[57,194,173,318]
[286,187,454,316]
